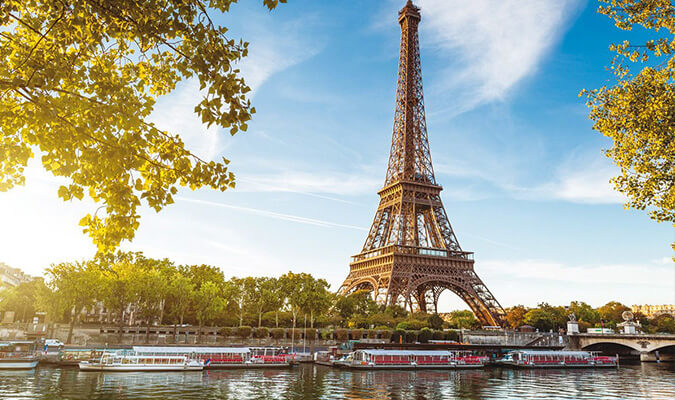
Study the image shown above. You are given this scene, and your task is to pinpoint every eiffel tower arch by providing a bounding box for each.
[338,1,506,327]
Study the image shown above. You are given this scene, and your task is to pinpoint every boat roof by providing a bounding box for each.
[62,348,111,352]
[0,340,35,346]
[510,350,590,356]
[132,346,250,354]
[249,347,286,351]
[355,350,453,356]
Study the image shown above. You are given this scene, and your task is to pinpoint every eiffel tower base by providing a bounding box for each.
[339,253,504,327]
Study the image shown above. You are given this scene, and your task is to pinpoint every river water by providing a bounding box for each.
[1,363,674,399]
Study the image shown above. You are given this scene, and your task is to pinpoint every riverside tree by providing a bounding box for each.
[584,0,675,254]
[45,262,101,343]
[99,256,141,342]
[505,305,528,329]
[523,303,567,332]
[245,277,278,328]
[569,301,601,327]
[597,301,631,327]
[279,271,320,341]
[194,281,224,343]
[0,0,286,253]
[226,277,247,327]
[300,277,332,328]
[0,278,50,323]
[333,290,379,326]
[445,310,479,330]
[135,266,169,343]
[165,271,195,335]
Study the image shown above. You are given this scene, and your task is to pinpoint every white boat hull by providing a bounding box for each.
[342,363,483,370]
[0,360,39,369]
[79,362,203,372]
[500,361,617,369]
[206,362,292,369]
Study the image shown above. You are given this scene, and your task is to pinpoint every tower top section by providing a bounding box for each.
[399,0,421,23]
[385,0,435,187]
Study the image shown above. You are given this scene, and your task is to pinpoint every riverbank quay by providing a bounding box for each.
[3,323,674,364]
[0,323,566,348]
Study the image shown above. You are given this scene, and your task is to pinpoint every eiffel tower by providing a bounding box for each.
[338,0,505,327]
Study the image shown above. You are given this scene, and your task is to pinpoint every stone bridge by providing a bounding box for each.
[568,333,675,362]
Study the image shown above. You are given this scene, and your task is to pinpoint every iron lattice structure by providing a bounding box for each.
[338,1,506,327]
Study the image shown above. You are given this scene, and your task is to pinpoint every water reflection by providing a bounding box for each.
[0,363,672,399]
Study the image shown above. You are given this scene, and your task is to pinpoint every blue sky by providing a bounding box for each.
[1,0,673,309]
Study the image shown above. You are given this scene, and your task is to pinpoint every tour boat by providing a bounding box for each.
[336,350,487,369]
[0,341,39,369]
[79,350,204,371]
[132,346,292,369]
[498,350,618,368]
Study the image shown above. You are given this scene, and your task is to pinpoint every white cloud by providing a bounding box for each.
[520,153,626,204]
[149,80,223,162]
[476,258,674,307]
[148,13,322,162]
[436,148,626,205]
[233,149,623,210]
[654,257,675,265]
[482,259,671,287]
[237,169,381,198]
[204,240,287,278]
[237,18,322,95]
[379,0,583,115]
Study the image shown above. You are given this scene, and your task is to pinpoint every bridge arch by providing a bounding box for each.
[651,344,675,353]
[582,342,642,354]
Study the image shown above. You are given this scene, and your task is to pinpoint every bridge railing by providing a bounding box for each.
[461,330,568,347]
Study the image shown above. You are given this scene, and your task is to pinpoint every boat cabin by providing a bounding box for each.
[249,347,289,364]
[505,350,617,367]
[346,349,486,369]
[0,341,36,357]
[132,346,250,365]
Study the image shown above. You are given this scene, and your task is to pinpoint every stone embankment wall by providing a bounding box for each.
[1,323,566,348]
[1,323,344,347]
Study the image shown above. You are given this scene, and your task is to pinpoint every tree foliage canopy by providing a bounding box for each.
[583,0,675,253]
[0,0,284,252]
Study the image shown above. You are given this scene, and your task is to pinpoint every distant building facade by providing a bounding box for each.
[631,304,675,318]
[0,262,34,289]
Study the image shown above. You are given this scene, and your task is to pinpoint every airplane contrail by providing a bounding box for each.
[176,196,368,231]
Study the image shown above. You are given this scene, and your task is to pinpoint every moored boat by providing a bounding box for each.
[79,351,203,371]
[497,350,618,368]
[0,341,39,369]
[337,350,487,369]
[132,346,293,369]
